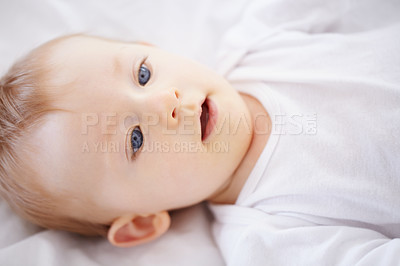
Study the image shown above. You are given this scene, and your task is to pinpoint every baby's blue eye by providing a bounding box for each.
[131,127,143,154]
[138,64,151,86]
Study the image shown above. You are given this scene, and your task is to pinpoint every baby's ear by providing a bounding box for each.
[107,211,170,248]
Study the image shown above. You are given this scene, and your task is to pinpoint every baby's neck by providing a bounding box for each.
[208,93,271,204]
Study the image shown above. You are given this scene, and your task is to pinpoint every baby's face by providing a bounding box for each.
[31,36,252,224]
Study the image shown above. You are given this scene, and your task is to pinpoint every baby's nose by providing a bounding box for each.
[148,88,180,127]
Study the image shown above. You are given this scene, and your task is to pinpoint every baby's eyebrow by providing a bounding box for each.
[112,56,123,75]
[111,45,132,75]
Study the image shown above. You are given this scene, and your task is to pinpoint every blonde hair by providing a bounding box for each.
[0,38,110,237]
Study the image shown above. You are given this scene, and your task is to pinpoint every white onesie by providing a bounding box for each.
[209,0,400,265]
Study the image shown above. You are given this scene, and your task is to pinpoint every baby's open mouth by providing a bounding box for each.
[200,97,218,142]
[200,99,209,141]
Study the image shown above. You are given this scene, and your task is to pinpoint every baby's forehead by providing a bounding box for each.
[29,111,113,192]
[27,112,77,188]
[42,39,128,106]
[42,36,119,77]
[50,35,114,50]
[48,36,112,65]
[49,35,132,60]
[35,35,111,68]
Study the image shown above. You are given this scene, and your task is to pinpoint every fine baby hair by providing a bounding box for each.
[0,36,111,237]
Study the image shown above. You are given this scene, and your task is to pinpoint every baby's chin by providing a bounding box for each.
[212,103,252,168]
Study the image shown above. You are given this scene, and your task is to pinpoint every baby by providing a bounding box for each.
[0,34,268,244]
[1,29,400,265]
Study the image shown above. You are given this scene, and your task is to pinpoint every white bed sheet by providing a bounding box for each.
[0,0,249,264]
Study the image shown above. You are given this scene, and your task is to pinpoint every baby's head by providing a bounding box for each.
[0,35,252,246]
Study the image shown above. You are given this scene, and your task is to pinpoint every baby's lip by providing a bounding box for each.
[199,97,218,142]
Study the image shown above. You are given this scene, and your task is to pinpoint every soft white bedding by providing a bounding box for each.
[0,0,245,264]
[0,202,224,265]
